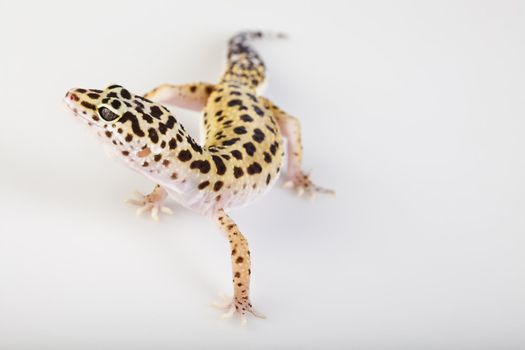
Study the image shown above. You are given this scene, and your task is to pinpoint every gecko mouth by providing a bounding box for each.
[63,96,101,129]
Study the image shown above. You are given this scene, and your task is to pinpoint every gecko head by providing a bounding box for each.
[64,84,182,165]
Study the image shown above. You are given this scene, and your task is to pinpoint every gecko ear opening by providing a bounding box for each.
[97,106,120,122]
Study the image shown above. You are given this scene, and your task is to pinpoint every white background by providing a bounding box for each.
[1,0,524,349]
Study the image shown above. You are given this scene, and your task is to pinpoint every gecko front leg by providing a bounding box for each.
[126,184,172,221]
[212,209,265,325]
[144,82,215,111]
[261,98,334,197]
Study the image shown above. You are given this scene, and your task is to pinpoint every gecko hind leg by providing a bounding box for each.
[211,209,265,325]
[261,97,335,198]
[144,82,215,111]
[126,184,172,221]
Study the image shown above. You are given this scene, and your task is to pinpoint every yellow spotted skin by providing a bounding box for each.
[203,83,283,186]
[64,31,332,324]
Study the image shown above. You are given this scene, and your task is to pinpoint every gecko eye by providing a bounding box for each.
[98,107,119,121]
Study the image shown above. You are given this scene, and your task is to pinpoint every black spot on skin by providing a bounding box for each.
[190,160,211,174]
[266,174,271,185]
[187,136,203,153]
[266,125,276,134]
[80,101,96,110]
[231,150,243,160]
[236,256,244,264]
[190,85,197,93]
[221,154,231,160]
[227,99,243,107]
[106,92,118,99]
[233,166,244,178]
[270,143,277,155]
[214,96,222,103]
[233,126,247,135]
[120,88,132,99]
[215,110,223,116]
[165,116,176,129]
[140,112,154,124]
[111,100,121,109]
[158,123,167,134]
[252,104,264,116]
[105,131,112,138]
[222,138,240,146]
[263,152,272,163]
[148,128,159,143]
[252,128,265,143]
[107,85,122,89]
[154,154,162,162]
[235,272,241,278]
[160,140,166,148]
[212,155,227,175]
[213,181,224,191]
[240,114,253,122]
[122,151,129,156]
[90,89,103,93]
[198,181,210,189]
[87,93,100,99]
[176,134,183,142]
[135,95,153,103]
[169,138,177,149]
[247,162,262,175]
[230,91,242,96]
[178,150,192,161]
[245,93,257,102]
[125,134,133,142]
[205,85,214,94]
[243,142,256,156]
[150,106,163,119]
[120,111,145,137]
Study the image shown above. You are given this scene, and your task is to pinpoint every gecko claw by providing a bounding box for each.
[249,308,266,319]
[284,172,334,198]
[136,203,153,216]
[126,187,172,220]
[212,294,264,325]
[151,206,159,221]
[161,207,173,215]
[282,180,294,189]
[220,304,236,319]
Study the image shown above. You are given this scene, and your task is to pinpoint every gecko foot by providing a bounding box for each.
[211,294,265,326]
[283,171,335,199]
[126,187,172,221]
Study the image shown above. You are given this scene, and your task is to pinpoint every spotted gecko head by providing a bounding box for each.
[64,84,182,163]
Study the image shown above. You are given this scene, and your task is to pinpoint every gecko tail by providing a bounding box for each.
[229,31,288,46]
[222,30,287,89]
